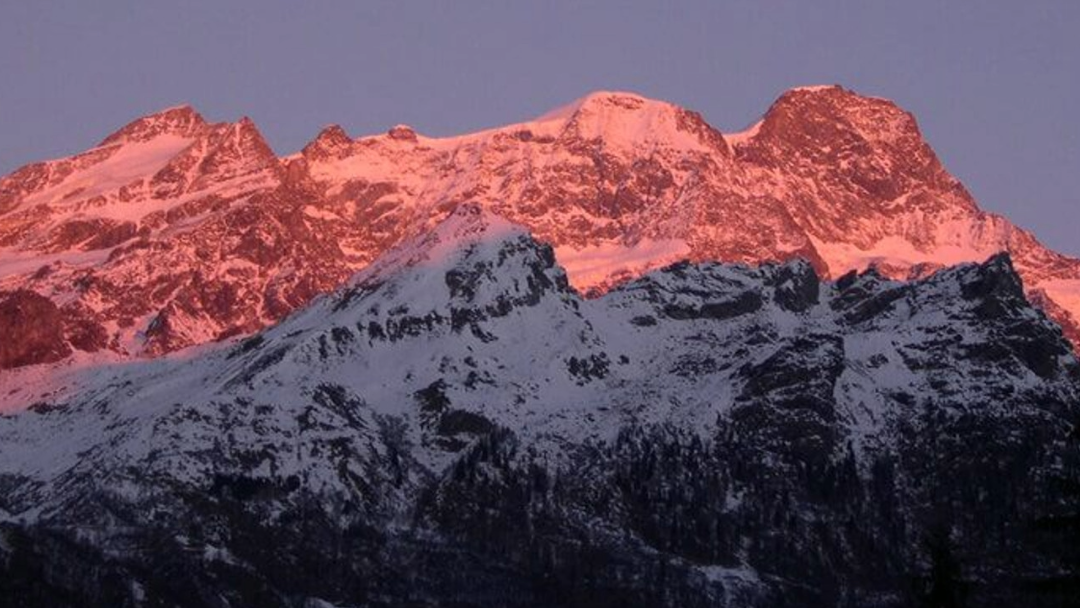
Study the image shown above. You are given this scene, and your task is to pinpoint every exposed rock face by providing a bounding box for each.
[0,209,1077,607]
[0,86,1077,364]
[0,290,71,368]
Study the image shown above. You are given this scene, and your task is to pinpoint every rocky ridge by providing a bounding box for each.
[1,86,1078,373]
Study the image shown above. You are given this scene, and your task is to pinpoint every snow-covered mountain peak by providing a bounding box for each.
[98,104,208,147]
[357,203,526,274]
[534,90,653,122]
[534,90,728,155]
[329,203,570,317]
[426,201,521,243]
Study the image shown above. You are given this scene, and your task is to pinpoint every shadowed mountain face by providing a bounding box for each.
[1,206,1078,607]
[0,86,1078,371]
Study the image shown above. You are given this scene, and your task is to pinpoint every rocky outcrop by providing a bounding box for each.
[0,290,71,368]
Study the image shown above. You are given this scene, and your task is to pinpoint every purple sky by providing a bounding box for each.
[2,2,1077,254]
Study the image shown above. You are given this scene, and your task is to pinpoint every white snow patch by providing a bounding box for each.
[725,120,762,146]
[810,226,998,279]
[21,135,195,211]
[1037,279,1080,317]
[554,92,711,154]
[303,206,344,221]
[0,248,113,280]
[130,580,147,604]
[555,238,690,290]
[699,564,761,585]
[790,84,838,93]
[203,544,242,565]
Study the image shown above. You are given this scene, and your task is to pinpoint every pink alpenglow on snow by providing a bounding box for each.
[1,86,1078,380]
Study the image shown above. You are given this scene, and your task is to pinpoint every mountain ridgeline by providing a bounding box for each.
[1,206,1078,607]
[1,86,1079,373]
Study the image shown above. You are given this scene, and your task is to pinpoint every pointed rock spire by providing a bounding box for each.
[302,124,354,160]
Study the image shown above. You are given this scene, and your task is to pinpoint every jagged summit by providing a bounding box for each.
[301,124,353,160]
[316,123,351,141]
[269,203,573,351]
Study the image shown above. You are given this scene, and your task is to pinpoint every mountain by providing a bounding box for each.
[1,205,1078,607]
[1,86,1078,375]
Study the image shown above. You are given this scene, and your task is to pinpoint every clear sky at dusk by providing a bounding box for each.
[2,1,1077,254]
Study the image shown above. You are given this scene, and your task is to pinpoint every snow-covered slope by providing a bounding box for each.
[0,207,1077,606]
[1,86,1078,375]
